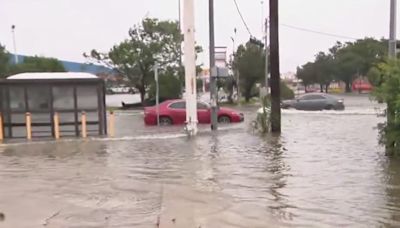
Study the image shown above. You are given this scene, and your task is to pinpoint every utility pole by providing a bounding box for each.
[183,0,198,135]
[387,0,397,151]
[209,0,218,130]
[389,0,397,58]
[269,0,281,132]
[11,25,18,64]
[264,18,269,89]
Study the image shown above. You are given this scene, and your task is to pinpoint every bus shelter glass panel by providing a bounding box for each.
[27,86,50,112]
[10,113,27,138]
[78,111,99,136]
[53,86,74,110]
[58,112,76,136]
[77,86,98,110]
[0,87,9,138]
[27,86,52,137]
[9,87,25,112]
[53,86,76,136]
[31,113,52,137]
[12,127,26,138]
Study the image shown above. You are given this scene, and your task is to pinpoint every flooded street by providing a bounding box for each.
[1,94,399,227]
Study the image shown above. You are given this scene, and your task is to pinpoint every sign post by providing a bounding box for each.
[154,63,160,126]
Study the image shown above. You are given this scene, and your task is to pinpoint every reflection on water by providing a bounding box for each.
[1,95,400,227]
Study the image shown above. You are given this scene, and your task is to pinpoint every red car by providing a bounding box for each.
[352,79,373,92]
[144,99,244,126]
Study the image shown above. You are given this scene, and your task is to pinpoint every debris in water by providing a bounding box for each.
[156,215,160,227]
[0,213,4,221]
[43,210,61,226]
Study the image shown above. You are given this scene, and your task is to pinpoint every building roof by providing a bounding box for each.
[7,72,98,80]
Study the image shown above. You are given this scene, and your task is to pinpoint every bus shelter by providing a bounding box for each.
[0,72,107,139]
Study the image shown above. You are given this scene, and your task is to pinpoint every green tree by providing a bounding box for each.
[234,42,265,102]
[296,62,317,91]
[334,38,386,92]
[148,72,181,101]
[196,78,203,92]
[372,59,400,156]
[9,56,66,74]
[86,18,202,105]
[297,38,386,93]
[314,52,336,92]
[87,18,181,104]
[367,66,383,87]
[0,44,10,78]
[280,81,295,100]
[334,50,364,92]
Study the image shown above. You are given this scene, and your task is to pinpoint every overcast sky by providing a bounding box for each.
[0,0,392,72]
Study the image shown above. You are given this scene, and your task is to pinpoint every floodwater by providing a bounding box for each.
[0,94,398,228]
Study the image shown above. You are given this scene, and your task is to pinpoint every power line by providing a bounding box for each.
[233,0,253,36]
[280,23,359,40]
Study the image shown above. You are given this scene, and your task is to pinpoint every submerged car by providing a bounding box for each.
[144,99,244,126]
[281,93,344,111]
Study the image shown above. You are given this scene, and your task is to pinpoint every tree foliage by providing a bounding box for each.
[9,56,66,74]
[281,81,295,100]
[296,38,387,92]
[297,62,317,89]
[148,72,181,101]
[372,60,400,156]
[0,44,10,78]
[0,44,65,77]
[234,42,265,102]
[232,41,294,102]
[86,18,202,105]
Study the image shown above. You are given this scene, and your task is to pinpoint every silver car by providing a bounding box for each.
[281,93,345,111]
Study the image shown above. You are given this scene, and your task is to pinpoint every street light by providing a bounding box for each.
[11,25,18,64]
[389,0,397,58]
[178,0,181,30]
[154,63,160,126]
[231,28,237,56]
[231,28,240,103]
[261,1,264,34]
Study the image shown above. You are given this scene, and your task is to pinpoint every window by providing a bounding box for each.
[301,94,325,100]
[197,102,209,110]
[169,101,186,109]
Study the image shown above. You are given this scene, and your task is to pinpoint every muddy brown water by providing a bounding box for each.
[0,94,398,227]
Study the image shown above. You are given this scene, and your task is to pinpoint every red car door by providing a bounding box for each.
[168,101,186,124]
[197,102,211,124]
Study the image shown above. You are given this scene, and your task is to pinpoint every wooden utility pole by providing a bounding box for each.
[269,0,281,132]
